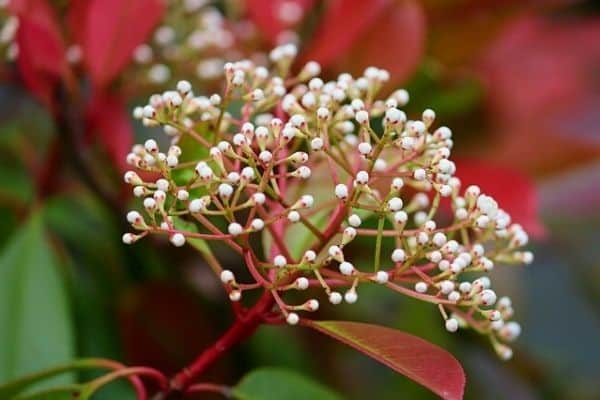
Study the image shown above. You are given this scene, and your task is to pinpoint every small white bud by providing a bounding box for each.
[339,261,355,276]
[287,211,300,222]
[391,248,406,262]
[170,233,186,247]
[228,222,244,236]
[122,233,136,244]
[344,289,358,304]
[348,214,362,227]
[358,142,372,156]
[220,270,235,284]
[329,292,342,304]
[355,110,369,124]
[355,170,369,185]
[335,184,349,199]
[375,271,389,284]
[273,255,287,268]
[413,168,427,181]
[387,197,403,211]
[229,290,242,302]
[189,199,205,213]
[445,318,459,332]
[303,250,316,263]
[176,80,192,94]
[252,192,266,204]
[251,218,265,231]
[311,137,324,150]
[286,313,299,325]
[415,282,428,293]
[295,277,309,290]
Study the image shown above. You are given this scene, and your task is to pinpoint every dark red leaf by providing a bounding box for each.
[245,0,315,42]
[66,0,89,44]
[306,320,465,400]
[454,158,545,238]
[9,0,66,108]
[299,0,388,69]
[300,0,425,84]
[82,0,165,88]
[86,93,133,172]
[477,17,600,175]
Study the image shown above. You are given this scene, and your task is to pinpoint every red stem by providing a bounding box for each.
[168,291,274,392]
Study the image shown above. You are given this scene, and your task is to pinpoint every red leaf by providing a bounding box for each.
[300,0,425,84]
[86,93,133,172]
[82,0,165,88]
[299,0,388,68]
[66,0,89,43]
[306,320,465,400]
[9,0,66,108]
[454,158,545,238]
[245,0,315,42]
[477,17,600,175]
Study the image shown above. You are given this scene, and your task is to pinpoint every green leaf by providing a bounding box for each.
[233,368,342,400]
[307,321,465,400]
[0,214,75,390]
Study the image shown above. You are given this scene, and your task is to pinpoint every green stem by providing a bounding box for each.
[374,215,385,272]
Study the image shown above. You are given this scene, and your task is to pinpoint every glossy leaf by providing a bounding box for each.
[300,0,425,84]
[85,93,133,172]
[233,368,342,400]
[9,0,66,109]
[306,321,465,400]
[245,0,315,42]
[454,158,545,238]
[83,0,165,88]
[0,215,74,388]
[477,17,600,175]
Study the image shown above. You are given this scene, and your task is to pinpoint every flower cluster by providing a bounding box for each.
[123,44,532,360]
[130,0,259,86]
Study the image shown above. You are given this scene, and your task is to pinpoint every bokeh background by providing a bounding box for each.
[0,0,598,399]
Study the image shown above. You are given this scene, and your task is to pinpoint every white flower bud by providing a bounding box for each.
[375,271,389,284]
[295,277,309,290]
[228,222,243,236]
[445,318,459,332]
[287,211,300,222]
[348,214,362,227]
[355,170,369,185]
[415,282,428,293]
[176,80,192,94]
[355,110,369,124]
[358,142,372,156]
[335,184,349,199]
[391,248,406,262]
[344,289,358,304]
[339,261,354,276]
[220,270,235,284]
[387,197,403,211]
[252,192,266,205]
[311,137,324,151]
[170,233,186,247]
[189,198,205,213]
[273,255,287,268]
[413,168,427,181]
[286,312,299,325]
[329,292,343,304]
[229,290,242,302]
